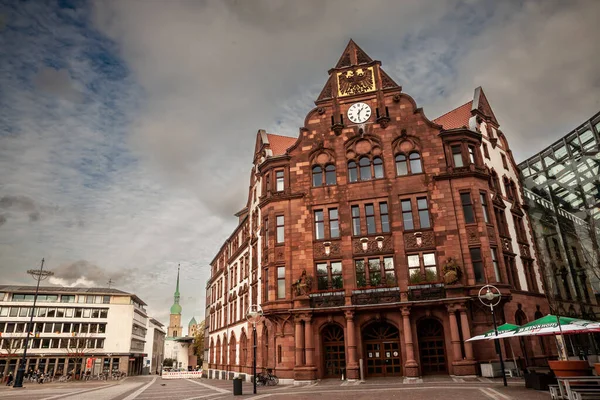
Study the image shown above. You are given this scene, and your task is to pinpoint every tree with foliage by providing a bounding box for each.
[192,320,205,363]
[66,334,91,378]
[162,358,174,367]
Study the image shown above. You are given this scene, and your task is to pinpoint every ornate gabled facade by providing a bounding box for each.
[205,40,550,383]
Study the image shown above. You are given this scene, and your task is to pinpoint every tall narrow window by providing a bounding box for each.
[483,143,490,159]
[460,192,475,223]
[348,161,358,183]
[317,261,329,290]
[359,157,371,181]
[276,170,284,192]
[383,257,396,285]
[277,267,285,299]
[480,192,490,223]
[264,217,269,247]
[401,200,414,230]
[365,204,376,234]
[264,268,269,302]
[501,154,508,169]
[312,166,323,187]
[408,254,421,283]
[276,216,284,244]
[325,165,336,185]
[491,247,501,282]
[314,210,324,240]
[329,208,339,238]
[396,154,408,176]
[468,145,476,164]
[409,152,423,173]
[352,206,361,235]
[380,202,390,233]
[470,247,485,283]
[417,197,430,229]
[452,145,464,167]
[331,261,343,289]
[355,260,366,287]
[423,253,437,281]
[373,157,384,179]
[368,258,382,286]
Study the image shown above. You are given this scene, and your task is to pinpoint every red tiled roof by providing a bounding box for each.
[267,133,297,156]
[433,101,472,130]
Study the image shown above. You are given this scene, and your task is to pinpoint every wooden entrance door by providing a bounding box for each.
[363,321,402,377]
[323,324,346,378]
[417,318,447,374]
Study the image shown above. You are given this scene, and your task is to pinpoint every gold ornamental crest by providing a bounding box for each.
[337,66,376,97]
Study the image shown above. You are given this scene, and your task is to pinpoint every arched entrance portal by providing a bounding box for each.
[322,324,346,378]
[362,321,402,377]
[417,318,447,374]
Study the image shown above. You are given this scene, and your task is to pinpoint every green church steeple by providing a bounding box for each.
[170,265,182,315]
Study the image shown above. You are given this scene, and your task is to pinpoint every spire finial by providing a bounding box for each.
[176,264,180,294]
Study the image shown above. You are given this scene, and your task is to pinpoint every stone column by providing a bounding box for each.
[345,311,359,380]
[447,305,463,362]
[304,317,315,366]
[295,317,305,366]
[401,307,419,377]
[448,304,478,376]
[459,308,474,360]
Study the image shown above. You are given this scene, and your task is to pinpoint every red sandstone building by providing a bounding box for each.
[205,41,552,383]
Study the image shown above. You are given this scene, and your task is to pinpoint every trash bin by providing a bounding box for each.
[233,377,243,396]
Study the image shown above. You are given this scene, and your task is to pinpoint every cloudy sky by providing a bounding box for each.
[0,0,598,329]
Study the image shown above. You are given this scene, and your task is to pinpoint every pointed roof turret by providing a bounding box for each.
[316,39,399,103]
[189,316,197,327]
[334,39,374,68]
[170,265,182,315]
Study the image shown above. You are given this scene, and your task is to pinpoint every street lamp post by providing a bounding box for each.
[478,284,507,387]
[13,258,54,388]
[246,305,263,395]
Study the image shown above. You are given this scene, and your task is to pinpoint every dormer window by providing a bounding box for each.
[468,145,476,164]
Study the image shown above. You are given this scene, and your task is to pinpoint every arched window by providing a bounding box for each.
[229,335,237,367]
[216,337,221,366]
[409,152,422,174]
[222,335,227,365]
[359,157,371,181]
[312,166,323,187]
[396,154,408,176]
[373,157,384,178]
[348,161,358,183]
[240,332,248,366]
[325,165,336,185]
[210,339,215,364]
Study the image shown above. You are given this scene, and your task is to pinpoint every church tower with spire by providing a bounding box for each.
[167,266,183,337]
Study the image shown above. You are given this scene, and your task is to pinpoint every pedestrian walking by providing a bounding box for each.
[6,372,13,386]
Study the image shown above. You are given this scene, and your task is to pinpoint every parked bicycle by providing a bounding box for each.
[256,369,279,386]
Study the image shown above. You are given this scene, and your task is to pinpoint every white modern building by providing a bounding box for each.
[0,286,151,378]
[143,318,165,375]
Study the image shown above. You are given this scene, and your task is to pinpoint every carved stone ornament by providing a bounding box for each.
[466,226,480,244]
[352,235,393,254]
[487,225,496,242]
[377,116,391,129]
[519,243,531,258]
[332,123,344,136]
[317,107,325,115]
[393,94,401,103]
[276,249,284,262]
[404,231,435,250]
[313,240,341,258]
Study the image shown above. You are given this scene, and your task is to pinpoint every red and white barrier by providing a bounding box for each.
[161,371,203,380]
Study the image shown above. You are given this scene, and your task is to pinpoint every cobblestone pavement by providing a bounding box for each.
[0,376,553,399]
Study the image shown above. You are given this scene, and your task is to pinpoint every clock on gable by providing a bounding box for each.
[347,102,372,124]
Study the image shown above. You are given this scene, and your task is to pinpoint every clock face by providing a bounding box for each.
[347,102,372,124]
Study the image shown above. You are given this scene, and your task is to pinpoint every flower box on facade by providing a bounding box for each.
[351,287,400,305]
[407,283,445,301]
[309,291,345,308]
